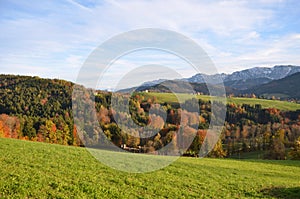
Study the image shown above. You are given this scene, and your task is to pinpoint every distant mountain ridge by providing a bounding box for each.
[182,73,226,84]
[184,65,300,83]
[225,65,300,81]
[119,65,300,100]
[136,65,300,91]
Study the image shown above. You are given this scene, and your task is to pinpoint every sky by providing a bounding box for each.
[1,0,300,89]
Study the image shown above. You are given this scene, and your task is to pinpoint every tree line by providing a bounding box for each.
[0,74,300,159]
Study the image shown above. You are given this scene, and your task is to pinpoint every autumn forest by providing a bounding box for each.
[0,74,300,160]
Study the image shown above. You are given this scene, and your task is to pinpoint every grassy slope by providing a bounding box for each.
[1,138,300,198]
[144,92,300,111]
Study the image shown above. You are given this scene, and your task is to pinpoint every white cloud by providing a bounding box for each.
[0,0,299,87]
[212,33,300,72]
[65,55,84,69]
[241,31,260,41]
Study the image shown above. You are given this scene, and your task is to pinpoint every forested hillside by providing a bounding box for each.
[0,75,77,144]
[244,72,300,99]
[1,74,300,159]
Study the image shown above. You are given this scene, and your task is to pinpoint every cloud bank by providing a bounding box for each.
[0,0,299,88]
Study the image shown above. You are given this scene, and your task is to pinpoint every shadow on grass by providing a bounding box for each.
[261,187,300,199]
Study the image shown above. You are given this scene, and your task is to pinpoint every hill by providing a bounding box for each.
[0,74,74,117]
[1,138,300,198]
[223,77,272,90]
[1,74,300,160]
[143,92,300,111]
[120,65,300,97]
[244,72,300,99]
[0,74,80,145]
[121,80,237,96]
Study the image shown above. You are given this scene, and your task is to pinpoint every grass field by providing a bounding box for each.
[144,92,300,111]
[1,138,300,198]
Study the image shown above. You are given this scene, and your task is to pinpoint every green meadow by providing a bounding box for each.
[144,92,300,111]
[1,138,300,198]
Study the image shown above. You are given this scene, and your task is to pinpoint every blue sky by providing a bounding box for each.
[1,0,300,89]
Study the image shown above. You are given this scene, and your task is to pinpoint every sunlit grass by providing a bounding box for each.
[1,138,300,198]
[144,92,300,111]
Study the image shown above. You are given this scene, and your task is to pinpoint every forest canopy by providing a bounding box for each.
[1,74,300,159]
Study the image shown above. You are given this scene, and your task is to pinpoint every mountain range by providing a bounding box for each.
[244,72,300,99]
[119,65,300,100]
